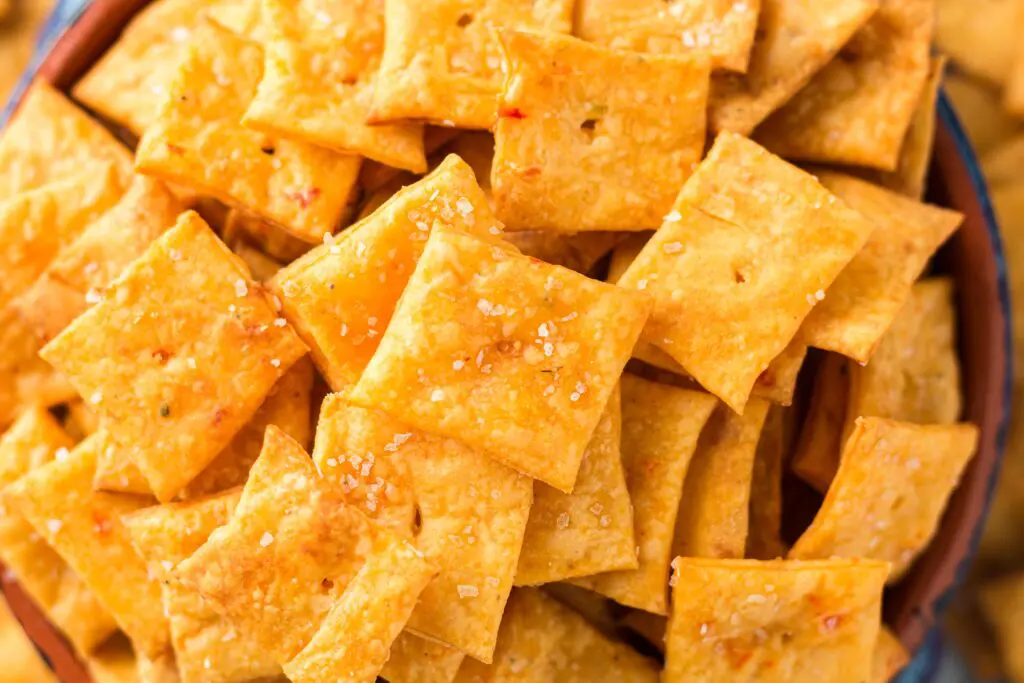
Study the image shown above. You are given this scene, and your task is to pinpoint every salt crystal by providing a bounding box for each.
[234,279,248,297]
[259,532,275,547]
[457,584,479,598]
[431,389,445,402]
[54,447,69,462]
[46,519,62,534]
[556,513,570,529]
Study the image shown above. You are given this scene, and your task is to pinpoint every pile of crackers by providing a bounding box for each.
[0,0,983,681]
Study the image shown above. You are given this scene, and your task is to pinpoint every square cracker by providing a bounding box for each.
[40,211,308,502]
[270,155,502,392]
[0,80,133,202]
[575,0,760,72]
[283,540,436,683]
[708,0,879,135]
[873,627,909,683]
[92,430,156,498]
[572,374,718,615]
[455,588,660,682]
[14,176,184,345]
[135,20,361,244]
[664,557,889,682]
[673,400,770,560]
[312,397,533,662]
[754,0,934,171]
[0,310,76,426]
[0,407,117,654]
[243,0,426,172]
[616,133,875,413]
[175,426,375,665]
[349,228,651,492]
[491,30,709,233]
[790,416,979,582]
[4,432,169,658]
[516,384,637,585]
[370,0,574,129]
[0,594,59,683]
[746,405,793,560]
[0,167,123,312]
[122,490,283,683]
[381,633,465,683]
[799,173,962,362]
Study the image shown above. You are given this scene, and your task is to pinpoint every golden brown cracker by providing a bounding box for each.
[746,404,792,559]
[380,633,465,683]
[873,627,909,682]
[790,353,849,493]
[221,209,312,264]
[980,572,1024,682]
[945,74,1023,155]
[0,594,60,683]
[491,30,710,233]
[0,309,76,426]
[936,0,1021,85]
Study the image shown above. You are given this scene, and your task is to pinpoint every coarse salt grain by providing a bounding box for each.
[270,358,281,368]
[85,288,103,304]
[457,584,479,598]
[46,520,62,534]
[663,209,682,222]
[259,532,274,547]
[556,513,570,529]
[54,447,69,462]
[431,389,445,402]
[161,560,175,572]
[234,279,248,297]
[89,391,103,405]
[273,317,287,327]
[453,359,465,370]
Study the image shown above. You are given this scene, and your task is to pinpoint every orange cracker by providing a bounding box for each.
[504,231,626,274]
[380,633,465,683]
[800,172,962,362]
[0,593,60,683]
[349,228,651,492]
[122,490,283,683]
[983,135,1024,187]
[86,636,139,683]
[572,374,718,615]
[312,396,533,662]
[790,353,849,493]
[873,627,909,683]
[790,416,979,581]
[14,176,184,345]
[92,430,154,497]
[746,405,792,560]
[284,540,437,683]
[673,399,770,559]
[135,649,180,683]
[616,133,875,413]
[174,426,374,665]
[575,0,760,72]
[0,310,76,426]
[359,127,460,194]
[0,79,133,201]
[370,0,574,129]
[4,432,169,657]
[980,572,1024,683]
[135,20,361,244]
[708,0,879,135]
[754,0,934,171]
[456,588,660,682]
[222,209,312,264]
[0,407,118,654]
[491,30,710,233]
[935,0,1019,86]
[270,155,502,392]
[40,211,308,502]
[663,557,889,682]
[516,384,637,585]
[244,0,426,172]
[65,400,100,441]
[0,167,122,312]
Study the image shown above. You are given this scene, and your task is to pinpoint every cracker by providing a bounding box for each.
[86,636,140,683]
[359,127,460,194]
[980,572,1024,682]
[576,0,760,72]
[1007,26,1024,116]
[0,167,123,312]
[516,384,637,585]
[370,0,574,129]
[606,232,652,284]
[992,183,1024,385]
[174,426,374,664]
[92,430,153,496]
[380,633,465,683]
[935,0,1020,85]
[458,588,660,682]
[754,0,934,171]
[135,649,180,683]
[350,228,651,492]
[983,135,1024,187]
[0,594,60,683]
[135,20,361,244]
[572,374,717,615]
[221,209,312,264]
[790,353,849,493]
[270,155,502,392]
[312,397,533,662]
[284,540,436,683]
[616,133,875,413]
[944,74,1022,155]
[40,211,308,502]
[663,557,889,682]
[65,400,100,440]
[4,432,169,657]
[542,583,619,637]
[746,405,791,560]
[14,176,183,345]
[800,172,962,362]
[790,417,979,581]
[122,490,283,683]
[0,310,76,426]
[244,0,426,172]
[491,30,710,233]
[873,626,909,682]
[0,407,118,654]
[708,0,879,135]
[673,400,769,559]
[0,80,133,201]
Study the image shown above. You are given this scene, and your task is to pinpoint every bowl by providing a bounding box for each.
[0,1,1012,680]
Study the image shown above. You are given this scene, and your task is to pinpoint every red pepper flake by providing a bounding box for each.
[287,187,321,209]
[166,143,185,154]
[212,409,226,426]
[151,348,172,364]
[521,166,542,178]
[92,510,113,536]
[498,106,526,119]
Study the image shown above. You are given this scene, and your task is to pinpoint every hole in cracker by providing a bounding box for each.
[457,12,474,27]
[580,118,599,139]
[413,505,423,535]
[260,145,276,155]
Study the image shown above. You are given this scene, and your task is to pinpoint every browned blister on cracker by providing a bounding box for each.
[40,211,308,502]
[491,30,710,233]
[790,417,979,581]
[135,20,361,243]
[617,133,875,413]
[663,557,889,682]
[349,228,650,492]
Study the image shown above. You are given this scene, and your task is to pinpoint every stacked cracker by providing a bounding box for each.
[0,0,981,681]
